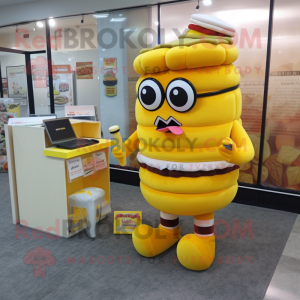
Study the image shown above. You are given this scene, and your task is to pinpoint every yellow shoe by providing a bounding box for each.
[177,234,215,271]
[132,224,181,257]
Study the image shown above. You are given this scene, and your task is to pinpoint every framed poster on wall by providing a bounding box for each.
[76,62,93,80]
[49,65,74,107]
[2,78,8,96]
[6,66,27,99]
[103,58,117,96]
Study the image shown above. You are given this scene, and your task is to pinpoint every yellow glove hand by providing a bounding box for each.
[218,137,237,163]
[112,146,126,166]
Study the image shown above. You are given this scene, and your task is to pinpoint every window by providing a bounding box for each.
[161,0,270,186]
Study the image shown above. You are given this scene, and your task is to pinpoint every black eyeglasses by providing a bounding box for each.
[138,77,240,113]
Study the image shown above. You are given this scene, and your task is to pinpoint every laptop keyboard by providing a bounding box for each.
[58,139,95,149]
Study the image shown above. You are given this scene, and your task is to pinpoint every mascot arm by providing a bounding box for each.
[112,130,139,164]
[218,120,254,165]
[124,130,139,156]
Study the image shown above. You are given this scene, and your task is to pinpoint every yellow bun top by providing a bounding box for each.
[134,43,239,75]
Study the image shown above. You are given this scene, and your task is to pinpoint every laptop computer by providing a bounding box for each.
[43,118,99,150]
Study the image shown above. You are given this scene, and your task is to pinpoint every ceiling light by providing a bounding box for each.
[123,28,137,32]
[93,13,109,18]
[203,0,212,6]
[110,18,126,22]
[33,27,36,31]
[49,19,55,26]
[37,21,44,28]
[155,21,159,25]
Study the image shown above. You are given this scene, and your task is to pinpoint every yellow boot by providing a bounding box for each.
[177,234,215,270]
[177,212,215,271]
[132,212,181,257]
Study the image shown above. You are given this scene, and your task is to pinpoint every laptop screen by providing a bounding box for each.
[44,118,76,144]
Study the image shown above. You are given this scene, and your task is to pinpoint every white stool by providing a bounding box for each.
[68,188,106,238]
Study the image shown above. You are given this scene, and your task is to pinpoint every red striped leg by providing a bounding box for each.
[160,212,179,229]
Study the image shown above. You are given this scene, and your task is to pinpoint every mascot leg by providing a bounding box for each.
[132,212,181,257]
[177,212,215,271]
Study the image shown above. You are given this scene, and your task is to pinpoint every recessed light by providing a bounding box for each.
[110,18,126,22]
[123,28,137,32]
[203,0,212,6]
[36,21,44,28]
[49,19,55,26]
[93,13,109,18]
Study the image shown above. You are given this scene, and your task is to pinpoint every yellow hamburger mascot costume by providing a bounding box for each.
[112,14,254,271]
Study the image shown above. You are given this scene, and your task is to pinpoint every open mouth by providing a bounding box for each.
[137,153,239,178]
[155,116,184,135]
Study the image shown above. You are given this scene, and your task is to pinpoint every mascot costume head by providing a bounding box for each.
[112,14,254,271]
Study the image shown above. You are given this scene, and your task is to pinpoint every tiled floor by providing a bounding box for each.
[264,215,300,300]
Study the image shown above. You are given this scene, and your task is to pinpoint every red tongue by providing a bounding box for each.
[157,126,184,135]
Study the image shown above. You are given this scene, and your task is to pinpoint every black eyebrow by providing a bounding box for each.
[196,84,240,98]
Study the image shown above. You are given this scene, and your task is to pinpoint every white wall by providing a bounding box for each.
[52,49,100,118]
[0,49,100,118]
[97,16,129,165]
[0,0,171,27]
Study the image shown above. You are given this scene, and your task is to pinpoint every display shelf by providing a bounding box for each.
[44,139,115,159]
[8,119,114,237]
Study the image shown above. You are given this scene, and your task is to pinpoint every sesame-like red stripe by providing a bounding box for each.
[188,24,227,37]
[194,225,214,235]
[161,217,179,228]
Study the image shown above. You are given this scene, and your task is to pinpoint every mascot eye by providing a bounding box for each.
[138,78,165,111]
[166,78,197,113]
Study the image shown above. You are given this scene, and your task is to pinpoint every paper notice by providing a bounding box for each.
[93,151,107,171]
[82,157,95,177]
[66,157,84,180]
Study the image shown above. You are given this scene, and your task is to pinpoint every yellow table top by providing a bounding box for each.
[44,139,115,159]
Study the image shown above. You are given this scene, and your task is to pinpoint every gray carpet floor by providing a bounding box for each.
[0,173,297,300]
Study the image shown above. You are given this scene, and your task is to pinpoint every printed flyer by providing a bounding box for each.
[6,66,27,100]
[66,157,84,181]
[92,151,107,172]
[82,157,95,177]
[114,211,142,234]
[76,62,93,80]
[103,58,117,97]
[103,57,117,70]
